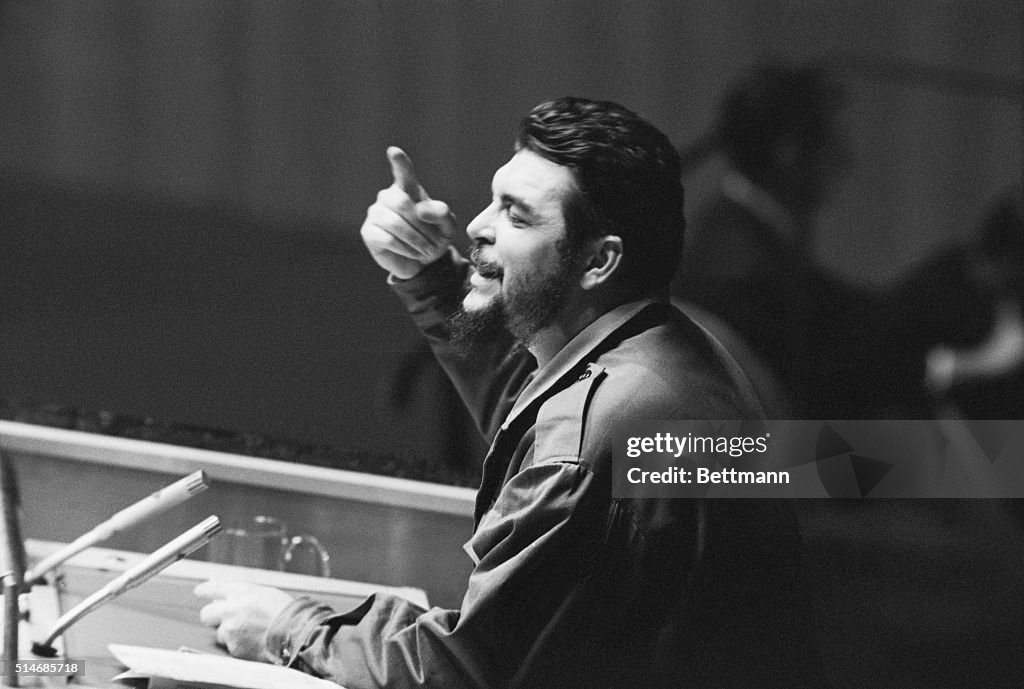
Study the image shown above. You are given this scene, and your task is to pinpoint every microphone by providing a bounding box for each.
[31,515,222,658]
[25,470,209,584]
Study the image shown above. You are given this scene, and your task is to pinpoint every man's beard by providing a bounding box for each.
[447,244,581,357]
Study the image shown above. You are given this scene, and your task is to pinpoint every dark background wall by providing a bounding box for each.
[0,1,1021,463]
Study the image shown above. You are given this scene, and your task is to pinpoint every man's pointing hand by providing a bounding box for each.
[360,147,456,280]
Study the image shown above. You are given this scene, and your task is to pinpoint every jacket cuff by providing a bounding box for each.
[265,597,338,668]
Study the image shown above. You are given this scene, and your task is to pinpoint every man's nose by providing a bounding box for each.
[466,205,495,244]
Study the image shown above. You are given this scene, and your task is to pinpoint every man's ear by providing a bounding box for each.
[580,235,623,290]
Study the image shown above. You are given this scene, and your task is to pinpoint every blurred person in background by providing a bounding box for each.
[891,190,1024,419]
[672,62,914,419]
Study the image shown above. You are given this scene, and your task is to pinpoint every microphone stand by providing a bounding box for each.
[31,515,221,658]
[0,463,215,684]
[1,453,28,687]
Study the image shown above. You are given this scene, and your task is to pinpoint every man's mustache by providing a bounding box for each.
[470,248,503,279]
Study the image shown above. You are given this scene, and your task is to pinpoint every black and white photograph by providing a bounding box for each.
[0,2,1022,687]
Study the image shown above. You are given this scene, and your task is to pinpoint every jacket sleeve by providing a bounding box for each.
[387,249,536,443]
[261,378,611,689]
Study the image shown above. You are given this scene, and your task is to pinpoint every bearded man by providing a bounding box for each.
[196,97,824,689]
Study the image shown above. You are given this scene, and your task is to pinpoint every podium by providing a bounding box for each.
[4,540,428,687]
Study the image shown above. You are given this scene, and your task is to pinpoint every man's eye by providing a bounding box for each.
[505,207,528,226]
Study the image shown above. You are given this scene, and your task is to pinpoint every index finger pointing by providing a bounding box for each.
[387,146,426,202]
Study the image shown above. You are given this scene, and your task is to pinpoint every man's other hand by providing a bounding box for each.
[360,146,457,280]
[194,579,295,662]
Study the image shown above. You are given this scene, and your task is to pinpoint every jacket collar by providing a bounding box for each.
[501,298,662,431]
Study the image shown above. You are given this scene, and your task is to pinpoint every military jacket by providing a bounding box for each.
[265,252,824,689]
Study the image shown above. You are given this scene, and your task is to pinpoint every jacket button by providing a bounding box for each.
[577,369,592,381]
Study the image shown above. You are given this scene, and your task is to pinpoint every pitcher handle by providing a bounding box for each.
[284,534,331,577]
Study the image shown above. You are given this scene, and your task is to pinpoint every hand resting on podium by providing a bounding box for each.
[194,580,295,663]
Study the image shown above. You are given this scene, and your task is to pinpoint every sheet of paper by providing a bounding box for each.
[108,644,346,689]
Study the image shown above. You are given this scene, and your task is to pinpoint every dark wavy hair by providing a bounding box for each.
[515,97,685,293]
